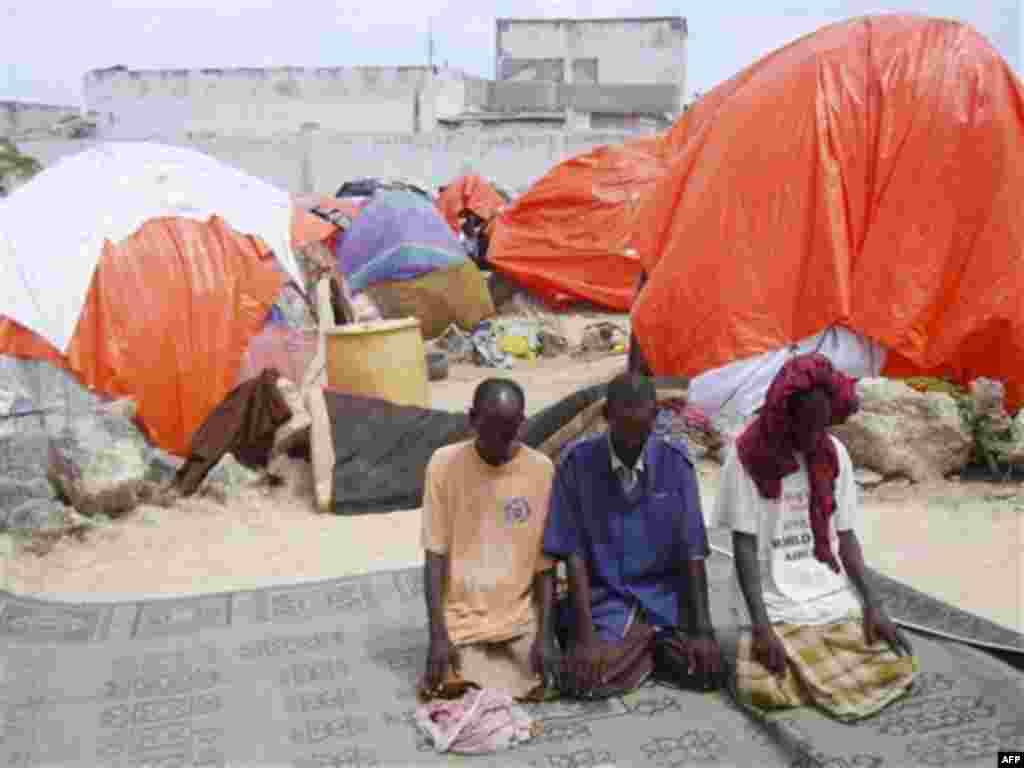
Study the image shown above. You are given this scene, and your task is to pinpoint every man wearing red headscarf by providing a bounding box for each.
[711,353,918,721]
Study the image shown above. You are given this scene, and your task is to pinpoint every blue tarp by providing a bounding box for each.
[335,190,467,294]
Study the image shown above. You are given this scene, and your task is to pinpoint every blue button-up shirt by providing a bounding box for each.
[543,433,709,641]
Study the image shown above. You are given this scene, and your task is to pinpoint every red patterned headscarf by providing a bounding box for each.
[735,353,860,572]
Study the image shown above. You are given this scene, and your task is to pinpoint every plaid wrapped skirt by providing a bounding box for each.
[734,620,919,722]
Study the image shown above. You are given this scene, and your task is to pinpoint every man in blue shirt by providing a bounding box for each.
[542,373,722,698]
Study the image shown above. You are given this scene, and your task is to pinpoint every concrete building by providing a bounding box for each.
[83,65,479,139]
[81,16,687,139]
[1,101,87,139]
[439,17,687,132]
[495,17,687,88]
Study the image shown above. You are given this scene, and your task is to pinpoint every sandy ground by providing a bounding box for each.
[2,352,1021,636]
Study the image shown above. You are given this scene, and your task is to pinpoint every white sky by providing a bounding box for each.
[1,1,1019,106]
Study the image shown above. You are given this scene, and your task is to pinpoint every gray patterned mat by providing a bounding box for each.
[0,552,1022,768]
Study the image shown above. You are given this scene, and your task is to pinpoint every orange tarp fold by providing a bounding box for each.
[291,206,341,250]
[436,174,506,233]
[487,137,666,310]
[0,316,66,368]
[629,14,1024,409]
[0,216,285,456]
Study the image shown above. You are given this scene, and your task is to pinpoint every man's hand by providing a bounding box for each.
[566,641,605,697]
[863,605,913,656]
[424,632,460,691]
[530,635,564,690]
[685,632,723,688]
[751,624,787,677]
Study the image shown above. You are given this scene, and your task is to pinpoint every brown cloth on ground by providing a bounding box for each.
[173,368,292,495]
[556,603,721,699]
[584,620,657,698]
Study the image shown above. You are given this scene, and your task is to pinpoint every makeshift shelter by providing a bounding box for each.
[335,189,467,293]
[0,142,337,456]
[335,189,494,337]
[630,14,1024,415]
[436,174,506,233]
[487,136,666,311]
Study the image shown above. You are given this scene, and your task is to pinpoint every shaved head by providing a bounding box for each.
[472,378,525,413]
[606,373,657,413]
[470,378,526,466]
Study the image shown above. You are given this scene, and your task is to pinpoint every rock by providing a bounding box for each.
[854,469,885,489]
[0,478,54,511]
[200,455,265,502]
[0,431,50,485]
[137,480,180,509]
[1,498,69,531]
[145,449,185,487]
[831,378,972,482]
[47,404,152,518]
[0,393,170,529]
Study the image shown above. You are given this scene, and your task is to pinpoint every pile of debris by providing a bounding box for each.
[0,349,318,536]
[424,286,630,373]
[825,376,1024,484]
[428,316,626,371]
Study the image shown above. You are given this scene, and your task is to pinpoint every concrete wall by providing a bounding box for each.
[82,67,476,138]
[13,130,643,197]
[1,102,83,138]
[496,17,687,108]
[481,81,678,115]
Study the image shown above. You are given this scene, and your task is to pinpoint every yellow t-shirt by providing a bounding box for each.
[421,440,555,646]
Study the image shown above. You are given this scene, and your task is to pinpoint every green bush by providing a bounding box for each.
[0,139,42,188]
[956,394,1017,474]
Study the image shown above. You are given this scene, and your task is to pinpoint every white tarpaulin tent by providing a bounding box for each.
[687,325,887,421]
[0,141,305,353]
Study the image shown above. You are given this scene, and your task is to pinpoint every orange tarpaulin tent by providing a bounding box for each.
[486,137,667,311]
[0,211,335,456]
[631,14,1024,410]
[436,174,506,233]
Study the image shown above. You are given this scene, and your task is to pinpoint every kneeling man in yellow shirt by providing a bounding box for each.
[420,378,560,698]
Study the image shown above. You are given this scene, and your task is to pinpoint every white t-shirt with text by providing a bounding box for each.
[710,435,863,626]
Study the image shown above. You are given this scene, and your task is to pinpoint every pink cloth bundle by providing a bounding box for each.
[415,687,536,754]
